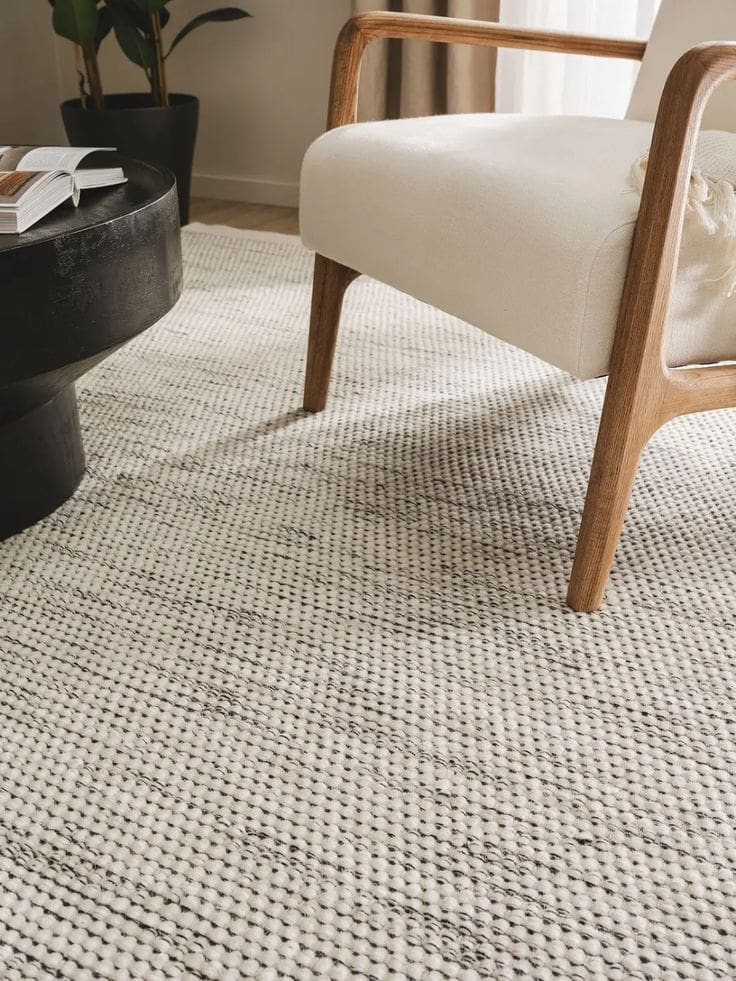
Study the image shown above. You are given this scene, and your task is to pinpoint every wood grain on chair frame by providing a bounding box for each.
[302,12,736,611]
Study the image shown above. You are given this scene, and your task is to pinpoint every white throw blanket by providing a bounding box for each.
[631,130,736,295]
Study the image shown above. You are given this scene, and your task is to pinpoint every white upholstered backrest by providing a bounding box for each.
[627,0,736,131]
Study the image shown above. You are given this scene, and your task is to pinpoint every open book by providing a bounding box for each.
[0,146,126,234]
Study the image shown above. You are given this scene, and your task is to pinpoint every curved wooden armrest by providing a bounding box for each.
[567,42,736,611]
[328,11,647,128]
[611,42,736,406]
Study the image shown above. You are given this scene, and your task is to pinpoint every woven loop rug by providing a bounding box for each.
[2,225,736,980]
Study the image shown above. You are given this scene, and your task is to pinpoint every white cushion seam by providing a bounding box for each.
[576,218,638,378]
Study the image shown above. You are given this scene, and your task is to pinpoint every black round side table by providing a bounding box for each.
[0,158,182,540]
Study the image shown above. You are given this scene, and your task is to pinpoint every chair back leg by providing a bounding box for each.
[303,254,358,413]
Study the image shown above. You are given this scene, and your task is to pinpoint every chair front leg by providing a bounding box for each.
[303,254,358,413]
[566,373,661,612]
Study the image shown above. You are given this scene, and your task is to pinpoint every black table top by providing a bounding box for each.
[0,157,175,254]
[0,156,182,392]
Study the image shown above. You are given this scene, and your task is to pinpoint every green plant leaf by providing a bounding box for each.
[95,4,114,50]
[167,7,250,56]
[110,11,156,68]
[103,0,168,35]
[52,0,99,45]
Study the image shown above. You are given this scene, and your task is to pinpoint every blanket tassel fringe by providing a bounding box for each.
[631,153,736,297]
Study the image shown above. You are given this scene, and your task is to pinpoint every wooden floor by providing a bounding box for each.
[189,198,299,235]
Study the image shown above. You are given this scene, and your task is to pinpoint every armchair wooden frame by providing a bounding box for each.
[303,10,736,611]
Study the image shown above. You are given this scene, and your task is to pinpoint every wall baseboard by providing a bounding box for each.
[191,173,299,208]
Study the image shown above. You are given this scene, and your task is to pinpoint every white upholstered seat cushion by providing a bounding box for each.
[300,113,736,379]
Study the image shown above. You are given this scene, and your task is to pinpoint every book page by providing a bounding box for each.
[0,147,32,170]
[0,146,113,173]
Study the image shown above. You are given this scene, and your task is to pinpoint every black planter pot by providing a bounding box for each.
[61,93,199,225]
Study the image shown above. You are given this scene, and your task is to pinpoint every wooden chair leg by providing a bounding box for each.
[566,377,660,613]
[303,254,358,413]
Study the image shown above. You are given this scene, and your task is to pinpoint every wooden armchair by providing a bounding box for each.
[299,1,736,611]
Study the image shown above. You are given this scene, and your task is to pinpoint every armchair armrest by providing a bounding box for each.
[327,11,647,128]
[612,42,736,419]
[567,42,736,611]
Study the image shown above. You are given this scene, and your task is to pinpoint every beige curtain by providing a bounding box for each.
[353,0,500,121]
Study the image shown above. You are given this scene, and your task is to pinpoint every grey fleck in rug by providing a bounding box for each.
[2,224,736,980]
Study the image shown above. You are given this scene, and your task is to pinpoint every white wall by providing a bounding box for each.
[0,4,66,144]
[1,0,351,207]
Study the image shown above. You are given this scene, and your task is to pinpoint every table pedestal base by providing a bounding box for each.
[0,386,85,541]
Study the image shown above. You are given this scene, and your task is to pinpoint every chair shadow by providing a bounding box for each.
[296,371,599,614]
[287,369,736,620]
[173,410,305,470]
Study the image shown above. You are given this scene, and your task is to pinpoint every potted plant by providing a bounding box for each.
[51,0,250,224]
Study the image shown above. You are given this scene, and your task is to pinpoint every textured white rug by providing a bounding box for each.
[2,224,736,980]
